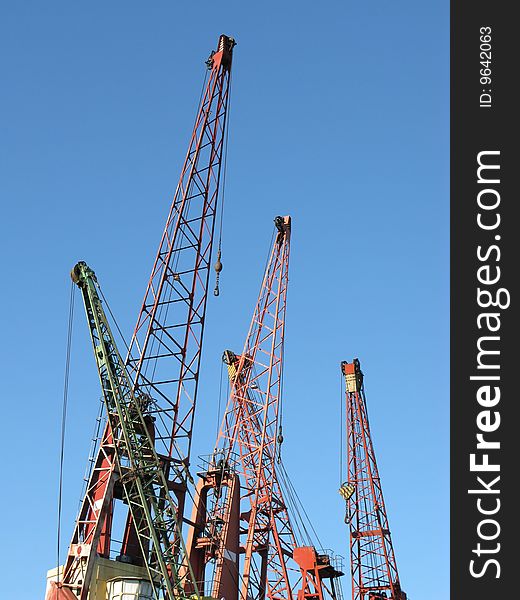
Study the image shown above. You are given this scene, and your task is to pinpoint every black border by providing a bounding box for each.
[451,2,517,596]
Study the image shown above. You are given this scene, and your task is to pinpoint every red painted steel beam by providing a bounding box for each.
[186,217,339,600]
[59,35,235,598]
[341,359,407,600]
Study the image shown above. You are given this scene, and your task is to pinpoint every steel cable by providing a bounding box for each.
[56,280,75,584]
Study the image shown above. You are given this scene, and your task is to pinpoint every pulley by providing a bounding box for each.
[277,425,284,463]
[277,425,284,446]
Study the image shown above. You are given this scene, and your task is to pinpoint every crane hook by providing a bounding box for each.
[277,425,284,463]
[213,248,223,296]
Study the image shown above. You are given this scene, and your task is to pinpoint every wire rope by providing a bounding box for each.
[217,70,232,248]
[340,369,344,486]
[56,280,75,582]
[98,285,131,354]
[278,460,324,550]
[216,357,225,440]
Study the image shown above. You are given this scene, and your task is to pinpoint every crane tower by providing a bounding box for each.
[185,217,344,600]
[340,360,406,600]
[46,34,235,600]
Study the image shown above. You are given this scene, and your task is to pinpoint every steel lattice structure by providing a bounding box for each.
[121,32,235,561]
[185,216,295,600]
[186,217,342,600]
[68,262,196,599]
[218,216,294,600]
[340,360,406,600]
[58,34,235,598]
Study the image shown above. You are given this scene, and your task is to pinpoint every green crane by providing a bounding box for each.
[71,260,198,600]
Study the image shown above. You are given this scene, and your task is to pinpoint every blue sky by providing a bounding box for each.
[0,2,448,599]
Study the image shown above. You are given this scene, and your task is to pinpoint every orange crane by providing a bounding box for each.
[184,217,344,600]
[46,34,235,599]
[339,360,407,600]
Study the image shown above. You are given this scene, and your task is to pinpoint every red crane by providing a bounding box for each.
[217,215,294,600]
[340,360,407,600]
[185,217,343,600]
[56,34,235,598]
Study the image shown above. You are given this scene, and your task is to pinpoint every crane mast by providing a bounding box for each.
[219,216,294,600]
[340,360,406,600]
[184,216,294,600]
[125,32,235,471]
[70,261,196,599]
[186,217,343,600]
[52,34,235,599]
[121,31,235,564]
